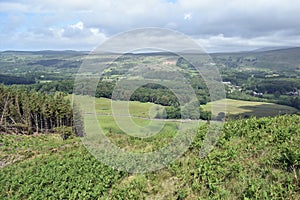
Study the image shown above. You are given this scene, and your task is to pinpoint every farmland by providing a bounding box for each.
[203,98,298,118]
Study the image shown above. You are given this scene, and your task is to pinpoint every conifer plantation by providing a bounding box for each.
[0,85,73,135]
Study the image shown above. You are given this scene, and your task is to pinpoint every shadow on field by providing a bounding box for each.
[227,103,298,119]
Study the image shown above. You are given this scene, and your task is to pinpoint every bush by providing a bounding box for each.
[53,126,74,140]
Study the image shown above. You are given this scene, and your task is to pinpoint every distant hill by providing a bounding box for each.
[1,47,299,79]
[251,46,294,52]
[211,47,300,73]
[0,50,88,56]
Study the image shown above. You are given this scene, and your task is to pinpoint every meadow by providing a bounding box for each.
[203,98,298,118]
[74,96,203,153]
[74,96,299,154]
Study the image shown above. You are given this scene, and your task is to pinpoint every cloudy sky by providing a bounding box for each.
[1,0,300,52]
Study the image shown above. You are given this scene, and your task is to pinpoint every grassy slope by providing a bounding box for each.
[84,96,298,122]
[94,97,161,117]
[79,96,202,153]
[1,114,299,199]
[203,98,298,118]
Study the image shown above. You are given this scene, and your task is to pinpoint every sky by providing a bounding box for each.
[1,0,300,52]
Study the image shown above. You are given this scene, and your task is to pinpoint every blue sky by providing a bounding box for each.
[1,0,300,52]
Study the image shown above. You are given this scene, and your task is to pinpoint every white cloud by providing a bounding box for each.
[1,0,300,51]
[0,21,108,51]
[0,2,28,13]
[196,33,300,53]
[70,21,84,30]
[184,13,192,20]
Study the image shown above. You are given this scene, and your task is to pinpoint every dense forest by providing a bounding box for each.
[0,74,35,85]
[0,85,75,137]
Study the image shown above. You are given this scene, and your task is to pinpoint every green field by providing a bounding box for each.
[74,96,203,153]
[85,97,299,120]
[94,97,163,118]
[203,98,299,118]
[75,97,298,153]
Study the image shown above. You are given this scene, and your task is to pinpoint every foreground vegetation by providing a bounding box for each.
[1,114,299,199]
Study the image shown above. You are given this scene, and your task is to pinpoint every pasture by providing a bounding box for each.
[203,98,298,118]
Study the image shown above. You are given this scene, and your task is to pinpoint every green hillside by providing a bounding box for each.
[212,47,300,73]
[1,114,299,199]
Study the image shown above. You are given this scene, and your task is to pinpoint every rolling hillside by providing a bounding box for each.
[212,47,300,75]
[1,114,299,199]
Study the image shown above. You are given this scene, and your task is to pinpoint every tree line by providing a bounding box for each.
[0,74,35,85]
[32,78,210,106]
[0,84,79,136]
